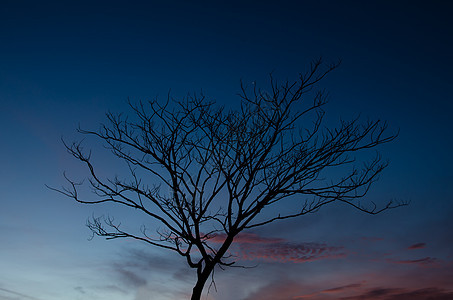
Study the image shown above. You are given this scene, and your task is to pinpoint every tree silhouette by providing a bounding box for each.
[50,59,403,300]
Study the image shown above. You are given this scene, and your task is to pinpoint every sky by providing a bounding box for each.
[1,1,453,299]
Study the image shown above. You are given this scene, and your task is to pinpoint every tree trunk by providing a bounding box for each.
[191,264,214,300]
[191,235,235,300]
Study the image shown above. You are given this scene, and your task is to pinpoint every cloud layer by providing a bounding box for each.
[339,287,453,300]
[212,232,344,263]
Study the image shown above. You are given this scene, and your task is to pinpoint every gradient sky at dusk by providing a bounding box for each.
[1,1,453,299]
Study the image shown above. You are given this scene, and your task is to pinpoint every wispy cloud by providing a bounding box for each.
[294,283,453,300]
[387,257,438,266]
[340,287,453,300]
[212,232,344,263]
[74,286,86,294]
[239,241,345,263]
[293,282,365,299]
[92,284,128,295]
[408,243,426,250]
[322,283,364,294]
[0,287,43,300]
[242,278,306,300]
[114,267,147,288]
[118,248,193,283]
[103,247,194,299]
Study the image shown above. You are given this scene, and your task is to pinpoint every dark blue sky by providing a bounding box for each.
[1,1,452,299]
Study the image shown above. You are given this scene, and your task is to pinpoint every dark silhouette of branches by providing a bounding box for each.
[48,59,405,300]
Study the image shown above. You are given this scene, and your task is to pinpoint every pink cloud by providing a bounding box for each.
[242,260,453,300]
[340,287,453,300]
[293,283,365,299]
[387,257,438,266]
[408,243,426,250]
[295,285,453,300]
[211,232,344,263]
[239,241,345,263]
[322,283,364,294]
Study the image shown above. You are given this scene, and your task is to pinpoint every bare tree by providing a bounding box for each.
[50,59,403,300]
